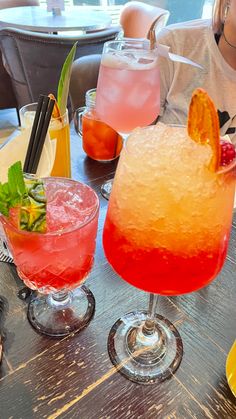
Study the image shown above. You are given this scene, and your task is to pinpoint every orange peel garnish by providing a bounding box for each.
[48,93,61,119]
[187,88,220,171]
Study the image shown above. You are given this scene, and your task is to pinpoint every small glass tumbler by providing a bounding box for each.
[20,103,71,178]
[74,88,123,162]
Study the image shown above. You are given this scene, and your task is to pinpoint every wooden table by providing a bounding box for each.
[0,128,236,418]
[0,6,112,33]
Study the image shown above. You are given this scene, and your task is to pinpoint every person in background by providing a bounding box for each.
[156,0,205,24]
[157,0,236,143]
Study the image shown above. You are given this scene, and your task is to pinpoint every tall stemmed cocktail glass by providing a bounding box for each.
[96,38,160,199]
[1,177,99,337]
[103,123,236,383]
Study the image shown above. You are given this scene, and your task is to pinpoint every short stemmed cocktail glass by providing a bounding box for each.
[103,124,236,383]
[96,38,160,199]
[1,177,99,337]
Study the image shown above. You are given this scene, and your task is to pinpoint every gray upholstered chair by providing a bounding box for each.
[0,0,39,8]
[70,54,101,111]
[0,26,120,114]
[0,0,39,117]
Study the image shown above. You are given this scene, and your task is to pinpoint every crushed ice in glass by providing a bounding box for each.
[46,180,97,232]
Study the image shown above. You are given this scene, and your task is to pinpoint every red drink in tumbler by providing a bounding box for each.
[4,178,99,293]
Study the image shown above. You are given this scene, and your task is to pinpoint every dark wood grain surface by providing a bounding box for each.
[0,127,236,418]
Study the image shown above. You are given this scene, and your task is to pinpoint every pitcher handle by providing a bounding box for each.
[74,107,85,136]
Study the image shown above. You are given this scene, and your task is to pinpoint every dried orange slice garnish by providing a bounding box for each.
[187,88,220,171]
[48,93,61,119]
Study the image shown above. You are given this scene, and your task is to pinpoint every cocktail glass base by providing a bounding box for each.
[101,179,113,200]
[108,310,183,384]
[27,285,95,338]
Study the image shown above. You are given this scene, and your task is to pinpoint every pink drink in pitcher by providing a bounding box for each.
[96,40,160,134]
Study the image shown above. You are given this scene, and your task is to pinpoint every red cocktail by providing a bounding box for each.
[1,177,99,337]
[82,111,123,161]
[103,122,236,384]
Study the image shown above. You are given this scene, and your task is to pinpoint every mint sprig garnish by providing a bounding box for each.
[0,162,47,233]
[0,161,26,216]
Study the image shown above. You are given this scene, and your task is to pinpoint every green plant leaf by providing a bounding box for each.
[0,161,26,216]
[57,42,78,115]
[8,160,26,198]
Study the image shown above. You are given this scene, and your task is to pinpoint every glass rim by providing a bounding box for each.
[104,38,150,45]
[85,88,96,108]
[1,177,99,237]
[103,38,151,51]
[19,102,68,120]
[124,124,236,176]
[86,88,96,95]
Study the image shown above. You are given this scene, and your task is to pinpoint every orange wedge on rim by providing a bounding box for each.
[187,88,220,171]
[48,93,62,120]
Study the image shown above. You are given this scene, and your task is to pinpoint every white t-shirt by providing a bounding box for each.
[156,19,236,144]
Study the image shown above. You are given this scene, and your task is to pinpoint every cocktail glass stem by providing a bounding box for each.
[108,292,183,384]
[126,294,166,364]
[48,290,71,307]
[100,133,127,200]
[100,179,114,200]
[143,293,158,335]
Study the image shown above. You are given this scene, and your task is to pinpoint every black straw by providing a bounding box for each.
[31,99,55,174]
[23,95,44,173]
[23,95,55,175]
[28,96,50,173]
